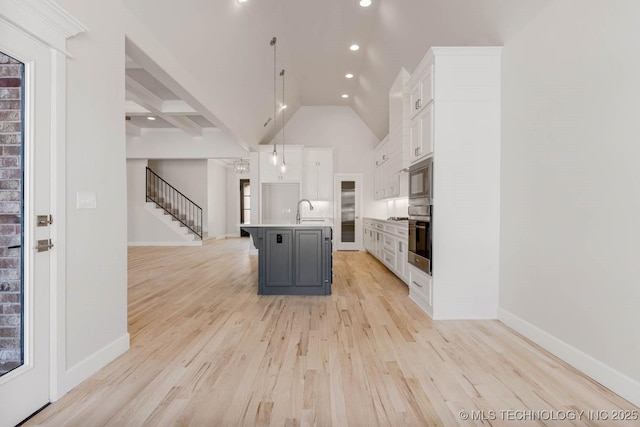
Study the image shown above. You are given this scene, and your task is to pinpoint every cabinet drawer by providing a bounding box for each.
[383,224,396,233]
[383,249,395,266]
[383,235,396,251]
[409,267,432,306]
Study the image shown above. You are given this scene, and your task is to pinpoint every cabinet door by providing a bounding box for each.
[396,239,409,283]
[418,103,434,158]
[301,148,333,200]
[373,166,381,200]
[315,149,333,168]
[302,166,319,199]
[281,148,302,182]
[316,166,333,200]
[409,65,433,119]
[295,229,323,287]
[281,164,301,182]
[363,228,369,251]
[315,149,333,200]
[409,83,422,119]
[409,103,434,164]
[419,65,433,108]
[265,229,294,287]
[261,147,302,182]
[409,116,422,162]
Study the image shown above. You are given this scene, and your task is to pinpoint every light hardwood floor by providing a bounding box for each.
[26,238,637,426]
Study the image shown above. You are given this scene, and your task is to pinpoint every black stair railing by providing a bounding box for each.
[146,167,203,239]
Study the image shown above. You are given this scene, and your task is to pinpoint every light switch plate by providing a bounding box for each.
[77,191,97,209]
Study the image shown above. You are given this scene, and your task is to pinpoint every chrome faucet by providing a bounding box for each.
[296,199,314,224]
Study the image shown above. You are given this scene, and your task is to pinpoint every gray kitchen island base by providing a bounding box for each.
[241,225,333,295]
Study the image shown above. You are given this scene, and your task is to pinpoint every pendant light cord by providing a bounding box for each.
[281,69,286,166]
[271,37,277,158]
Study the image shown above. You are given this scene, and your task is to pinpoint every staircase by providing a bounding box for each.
[146,167,203,241]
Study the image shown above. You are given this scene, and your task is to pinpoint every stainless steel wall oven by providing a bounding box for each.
[408,158,433,275]
[408,213,432,275]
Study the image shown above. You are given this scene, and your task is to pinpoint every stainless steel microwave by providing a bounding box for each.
[409,158,433,202]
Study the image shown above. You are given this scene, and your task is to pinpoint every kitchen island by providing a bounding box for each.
[241,224,333,295]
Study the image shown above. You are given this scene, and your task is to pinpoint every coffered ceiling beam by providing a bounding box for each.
[126,75,163,112]
[162,115,202,137]
[161,100,198,115]
[126,76,203,136]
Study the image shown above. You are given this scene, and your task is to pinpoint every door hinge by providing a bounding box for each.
[36,239,54,252]
[37,215,53,227]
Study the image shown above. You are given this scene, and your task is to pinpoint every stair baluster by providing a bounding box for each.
[145,167,203,239]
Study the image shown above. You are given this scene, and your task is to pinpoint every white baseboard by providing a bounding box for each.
[127,241,202,247]
[56,333,130,399]
[498,308,640,408]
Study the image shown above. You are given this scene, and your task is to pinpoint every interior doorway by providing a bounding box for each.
[240,179,250,237]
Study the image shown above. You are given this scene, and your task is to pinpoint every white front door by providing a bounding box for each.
[0,21,52,427]
[334,174,363,251]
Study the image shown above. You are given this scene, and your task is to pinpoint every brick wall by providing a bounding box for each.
[0,52,23,376]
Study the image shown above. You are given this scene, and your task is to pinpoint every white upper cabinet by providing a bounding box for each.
[408,102,433,163]
[405,59,435,166]
[259,145,303,183]
[408,64,433,120]
[374,135,404,200]
[302,148,333,200]
[403,47,502,168]
[373,69,411,201]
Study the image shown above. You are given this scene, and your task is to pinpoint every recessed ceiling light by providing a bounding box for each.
[280,104,288,110]
[237,0,248,4]
[341,94,349,99]
[349,44,360,51]
[345,73,354,79]
[147,116,156,121]
[359,0,372,7]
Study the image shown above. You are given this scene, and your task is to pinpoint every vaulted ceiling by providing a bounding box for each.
[122,0,551,150]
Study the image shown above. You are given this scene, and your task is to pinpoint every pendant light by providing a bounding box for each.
[233,158,249,174]
[270,37,278,166]
[280,68,286,173]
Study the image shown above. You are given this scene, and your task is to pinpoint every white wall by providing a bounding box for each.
[148,159,208,233]
[207,160,228,239]
[270,106,386,219]
[500,0,640,406]
[54,0,129,393]
[127,128,248,159]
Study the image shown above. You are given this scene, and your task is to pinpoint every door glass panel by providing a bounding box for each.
[340,181,355,243]
[240,179,250,236]
[0,52,24,377]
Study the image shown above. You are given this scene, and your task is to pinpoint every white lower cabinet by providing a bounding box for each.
[408,265,433,317]
[396,239,409,283]
[363,218,409,285]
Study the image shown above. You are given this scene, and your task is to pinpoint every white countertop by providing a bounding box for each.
[364,217,409,225]
[239,223,333,228]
